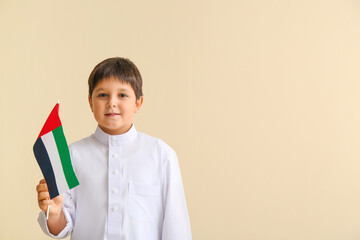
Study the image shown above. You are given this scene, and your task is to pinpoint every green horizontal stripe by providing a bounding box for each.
[53,125,79,189]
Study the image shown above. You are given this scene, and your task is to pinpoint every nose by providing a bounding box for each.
[107,95,117,108]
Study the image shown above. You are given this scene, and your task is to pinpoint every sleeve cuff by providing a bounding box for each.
[37,206,73,238]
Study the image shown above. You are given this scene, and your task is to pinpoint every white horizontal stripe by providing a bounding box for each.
[41,131,69,195]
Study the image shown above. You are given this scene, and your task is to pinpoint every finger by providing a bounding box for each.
[39,199,52,207]
[53,194,64,204]
[39,179,46,184]
[38,191,50,201]
[38,199,53,211]
[36,183,48,193]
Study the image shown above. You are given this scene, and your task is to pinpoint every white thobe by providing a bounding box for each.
[38,124,192,240]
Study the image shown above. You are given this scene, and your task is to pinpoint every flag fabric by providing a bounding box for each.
[33,102,79,199]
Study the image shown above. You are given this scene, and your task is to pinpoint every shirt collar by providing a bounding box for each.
[93,124,137,146]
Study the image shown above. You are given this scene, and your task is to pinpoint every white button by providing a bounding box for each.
[111,141,116,146]
[112,153,118,158]
[112,169,118,175]
[112,206,118,212]
[110,136,115,141]
[112,188,118,193]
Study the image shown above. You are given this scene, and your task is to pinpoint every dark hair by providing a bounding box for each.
[88,57,143,100]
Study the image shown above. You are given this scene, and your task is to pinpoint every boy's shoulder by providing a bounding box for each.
[69,133,97,149]
[136,131,176,156]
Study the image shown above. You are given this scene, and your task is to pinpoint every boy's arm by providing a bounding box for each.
[36,179,75,238]
[161,150,192,240]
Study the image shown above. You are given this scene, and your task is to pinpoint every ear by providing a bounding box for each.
[88,95,93,112]
[134,96,144,113]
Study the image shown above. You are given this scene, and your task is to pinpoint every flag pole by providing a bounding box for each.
[46,204,50,220]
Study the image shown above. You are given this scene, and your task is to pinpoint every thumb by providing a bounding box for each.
[52,194,64,205]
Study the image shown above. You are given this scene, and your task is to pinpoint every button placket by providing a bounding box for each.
[92,125,137,239]
[108,136,122,231]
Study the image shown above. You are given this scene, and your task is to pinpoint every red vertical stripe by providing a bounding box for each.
[37,103,62,139]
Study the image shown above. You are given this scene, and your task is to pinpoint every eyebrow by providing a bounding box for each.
[94,88,130,93]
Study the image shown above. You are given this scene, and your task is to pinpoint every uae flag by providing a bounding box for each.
[33,102,79,199]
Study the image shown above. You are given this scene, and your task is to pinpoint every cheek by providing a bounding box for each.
[92,102,104,114]
[121,103,136,113]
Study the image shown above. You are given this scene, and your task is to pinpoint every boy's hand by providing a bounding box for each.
[36,179,64,217]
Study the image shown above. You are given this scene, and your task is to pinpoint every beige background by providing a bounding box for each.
[1,0,360,239]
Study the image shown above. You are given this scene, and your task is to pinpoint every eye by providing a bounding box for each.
[97,93,108,98]
[119,94,127,98]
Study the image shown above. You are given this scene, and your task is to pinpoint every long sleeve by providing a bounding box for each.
[37,188,76,238]
[161,149,192,240]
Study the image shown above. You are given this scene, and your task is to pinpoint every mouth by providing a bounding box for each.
[105,113,120,117]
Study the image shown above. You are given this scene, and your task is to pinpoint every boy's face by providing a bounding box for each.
[88,78,143,135]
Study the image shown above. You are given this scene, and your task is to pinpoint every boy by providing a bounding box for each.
[36,57,192,240]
